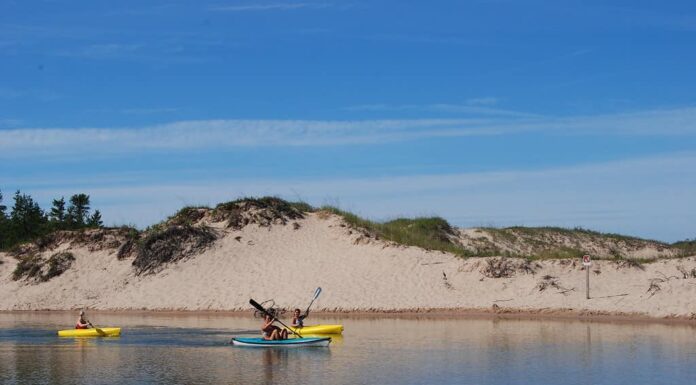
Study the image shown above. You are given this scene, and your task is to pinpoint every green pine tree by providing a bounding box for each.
[50,197,67,226]
[0,189,7,249]
[10,190,47,244]
[0,189,6,218]
[67,194,90,228]
[87,210,103,228]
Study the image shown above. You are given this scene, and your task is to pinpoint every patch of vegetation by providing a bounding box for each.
[508,226,661,244]
[482,228,518,244]
[673,238,696,256]
[45,252,76,280]
[481,257,515,278]
[12,252,75,282]
[167,206,209,226]
[531,247,586,260]
[116,227,140,260]
[320,206,481,257]
[132,224,217,275]
[614,256,654,270]
[12,254,42,281]
[287,201,314,213]
[212,197,306,229]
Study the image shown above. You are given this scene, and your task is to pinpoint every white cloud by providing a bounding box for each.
[2,106,696,158]
[0,118,512,157]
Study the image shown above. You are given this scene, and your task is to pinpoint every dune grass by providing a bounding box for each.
[318,206,477,257]
[672,239,696,256]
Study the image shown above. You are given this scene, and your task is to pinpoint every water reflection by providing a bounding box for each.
[262,349,287,384]
[0,312,695,384]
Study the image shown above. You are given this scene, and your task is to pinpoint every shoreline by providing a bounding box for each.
[3,307,695,326]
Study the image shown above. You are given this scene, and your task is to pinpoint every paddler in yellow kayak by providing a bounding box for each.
[261,313,288,340]
[291,308,308,328]
[75,310,93,329]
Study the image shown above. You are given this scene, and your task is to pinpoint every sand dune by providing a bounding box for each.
[1,212,695,319]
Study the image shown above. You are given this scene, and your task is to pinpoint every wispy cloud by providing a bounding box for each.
[343,99,540,118]
[59,43,144,59]
[209,2,332,12]
[0,118,505,156]
[2,106,696,157]
[0,118,22,128]
[463,97,499,106]
[351,33,483,45]
[0,87,62,102]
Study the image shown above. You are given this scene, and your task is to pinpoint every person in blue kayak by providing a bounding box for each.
[75,310,93,329]
[291,308,308,328]
[261,313,288,340]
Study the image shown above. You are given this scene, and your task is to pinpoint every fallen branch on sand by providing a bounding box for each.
[536,275,574,295]
[646,272,681,297]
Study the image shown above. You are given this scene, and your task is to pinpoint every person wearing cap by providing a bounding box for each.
[75,310,93,329]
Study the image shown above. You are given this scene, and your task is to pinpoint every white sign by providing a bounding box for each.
[582,255,592,267]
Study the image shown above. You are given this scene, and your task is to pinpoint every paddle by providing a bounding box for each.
[305,287,322,316]
[87,321,106,336]
[249,299,303,338]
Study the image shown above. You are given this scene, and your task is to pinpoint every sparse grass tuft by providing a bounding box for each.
[168,206,209,226]
[12,254,42,281]
[132,224,217,275]
[12,252,75,282]
[44,252,76,280]
[287,201,315,213]
[531,247,586,260]
[614,256,654,270]
[481,257,515,278]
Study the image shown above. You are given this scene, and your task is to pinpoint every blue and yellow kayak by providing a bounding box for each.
[230,337,331,347]
[57,328,121,337]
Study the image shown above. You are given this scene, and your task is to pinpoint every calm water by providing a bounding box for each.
[0,312,695,384]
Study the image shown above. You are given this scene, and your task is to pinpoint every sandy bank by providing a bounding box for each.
[1,213,695,320]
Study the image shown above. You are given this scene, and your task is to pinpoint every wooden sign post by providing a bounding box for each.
[582,255,592,299]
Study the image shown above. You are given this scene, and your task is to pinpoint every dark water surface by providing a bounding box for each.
[1,312,695,384]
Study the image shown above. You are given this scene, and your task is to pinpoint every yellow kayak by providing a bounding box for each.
[57,328,121,337]
[287,324,343,335]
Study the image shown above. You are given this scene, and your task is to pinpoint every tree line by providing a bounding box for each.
[0,189,103,250]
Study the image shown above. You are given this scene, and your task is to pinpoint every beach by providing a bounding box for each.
[2,212,695,320]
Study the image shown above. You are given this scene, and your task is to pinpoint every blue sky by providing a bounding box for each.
[1,0,695,242]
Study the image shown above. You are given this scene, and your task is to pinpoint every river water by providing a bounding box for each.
[0,312,695,384]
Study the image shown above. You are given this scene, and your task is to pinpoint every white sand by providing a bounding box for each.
[1,213,695,319]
